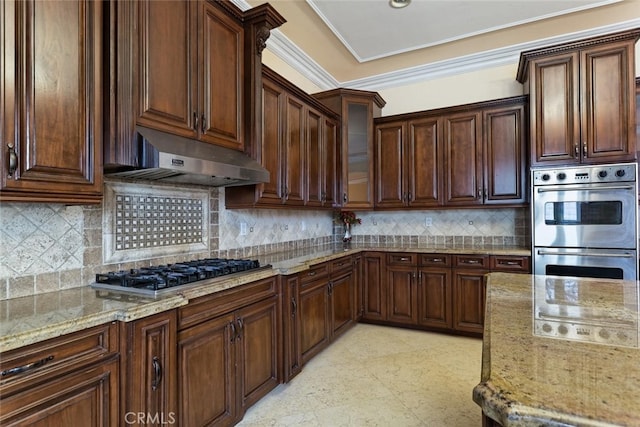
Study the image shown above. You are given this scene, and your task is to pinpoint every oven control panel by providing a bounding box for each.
[532,163,637,186]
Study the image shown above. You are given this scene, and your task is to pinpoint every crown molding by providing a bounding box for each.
[231,0,639,92]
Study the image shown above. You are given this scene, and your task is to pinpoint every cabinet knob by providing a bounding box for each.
[7,143,17,178]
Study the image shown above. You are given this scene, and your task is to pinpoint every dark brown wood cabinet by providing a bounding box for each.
[0,0,103,203]
[177,277,280,426]
[373,96,527,209]
[314,89,386,209]
[386,253,418,324]
[0,323,119,426]
[362,252,386,321]
[283,256,357,380]
[452,255,489,334]
[417,254,453,330]
[135,0,244,151]
[226,67,340,209]
[122,311,178,426]
[517,29,639,166]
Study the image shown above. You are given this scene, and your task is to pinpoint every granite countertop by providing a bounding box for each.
[0,244,529,353]
[474,272,640,426]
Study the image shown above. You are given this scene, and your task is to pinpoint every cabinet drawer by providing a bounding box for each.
[178,277,278,330]
[490,255,530,272]
[329,256,352,276]
[453,254,489,269]
[386,253,417,266]
[0,322,118,389]
[419,253,451,267]
[299,263,329,285]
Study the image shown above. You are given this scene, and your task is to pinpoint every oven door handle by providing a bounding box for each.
[537,250,636,258]
[536,184,635,193]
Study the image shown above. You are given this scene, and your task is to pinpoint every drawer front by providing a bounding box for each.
[419,253,451,267]
[178,277,278,330]
[386,253,417,266]
[453,254,489,269]
[0,322,118,387]
[299,263,329,285]
[490,255,530,273]
[329,256,352,276]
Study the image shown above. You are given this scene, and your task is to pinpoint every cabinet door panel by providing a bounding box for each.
[256,78,285,204]
[178,314,235,427]
[529,54,580,165]
[237,296,279,410]
[1,0,102,200]
[1,361,118,427]
[284,96,306,205]
[483,104,526,204]
[453,270,486,334]
[363,253,385,321]
[137,0,196,136]
[417,267,452,329]
[387,268,416,324]
[283,276,301,382]
[199,2,243,150]
[323,117,339,207]
[408,117,442,207]
[375,122,405,208]
[444,112,483,205]
[581,42,636,162]
[306,107,323,206]
[331,272,355,337]
[299,280,329,363]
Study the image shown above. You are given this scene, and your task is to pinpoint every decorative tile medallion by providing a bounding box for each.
[103,182,209,263]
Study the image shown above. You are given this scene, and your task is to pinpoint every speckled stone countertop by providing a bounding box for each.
[0,244,529,353]
[473,272,640,427]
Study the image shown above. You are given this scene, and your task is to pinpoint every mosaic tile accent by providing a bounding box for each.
[102,182,209,264]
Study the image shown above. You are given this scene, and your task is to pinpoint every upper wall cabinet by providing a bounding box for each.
[373,96,527,209]
[137,0,244,151]
[0,0,103,203]
[104,1,285,167]
[225,67,340,209]
[314,89,386,210]
[517,29,640,167]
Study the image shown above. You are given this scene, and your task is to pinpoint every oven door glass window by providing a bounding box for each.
[544,201,622,225]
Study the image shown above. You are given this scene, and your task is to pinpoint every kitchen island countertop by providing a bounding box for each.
[474,272,640,426]
[0,244,529,353]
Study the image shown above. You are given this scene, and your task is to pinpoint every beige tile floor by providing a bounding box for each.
[238,323,484,427]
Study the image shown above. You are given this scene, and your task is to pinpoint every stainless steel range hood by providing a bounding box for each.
[105,126,269,187]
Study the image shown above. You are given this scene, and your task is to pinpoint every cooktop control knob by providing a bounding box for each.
[557,324,568,335]
[598,170,608,179]
[557,173,566,180]
[542,323,552,333]
[541,174,550,181]
[598,329,610,339]
[616,169,626,178]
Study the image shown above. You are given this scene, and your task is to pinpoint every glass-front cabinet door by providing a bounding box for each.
[313,89,385,209]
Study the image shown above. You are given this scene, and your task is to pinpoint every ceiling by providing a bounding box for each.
[237,0,640,90]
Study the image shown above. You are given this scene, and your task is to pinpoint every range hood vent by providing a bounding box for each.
[105,126,269,187]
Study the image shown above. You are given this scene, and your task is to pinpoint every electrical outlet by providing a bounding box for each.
[240,222,248,236]
[301,221,307,231]
[425,217,433,227]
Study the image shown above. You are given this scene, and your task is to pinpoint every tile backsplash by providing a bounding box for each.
[0,181,530,300]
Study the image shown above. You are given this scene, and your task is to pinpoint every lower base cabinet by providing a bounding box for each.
[176,277,280,427]
[283,255,357,381]
[0,323,120,427]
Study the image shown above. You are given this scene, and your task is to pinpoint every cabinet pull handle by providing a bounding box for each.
[308,271,317,276]
[291,297,297,315]
[399,257,410,261]
[464,259,480,264]
[328,282,333,295]
[230,321,237,342]
[574,144,579,158]
[430,258,443,262]
[582,141,587,158]
[1,355,54,377]
[502,261,519,265]
[193,112,199,131]
[236,318,244,340]
[407,192,412,203]
[151,356,162,391]
[201,114,206,133]
[7,144,17,178]
[343,193,347,203]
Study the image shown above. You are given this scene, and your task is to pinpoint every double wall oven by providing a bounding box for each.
[532,163,639,280]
